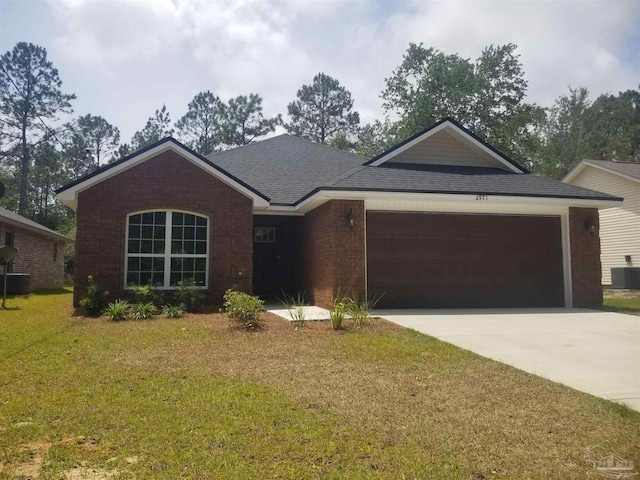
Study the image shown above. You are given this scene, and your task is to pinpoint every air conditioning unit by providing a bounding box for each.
[611,268,640,289]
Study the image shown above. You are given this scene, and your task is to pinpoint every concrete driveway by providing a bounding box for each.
[374,308,640,410]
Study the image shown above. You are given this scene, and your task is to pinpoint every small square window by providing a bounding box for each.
[254,227,275,243]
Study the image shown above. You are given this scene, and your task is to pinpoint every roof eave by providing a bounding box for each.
[564,160,640,185]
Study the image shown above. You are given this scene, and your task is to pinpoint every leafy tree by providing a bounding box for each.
[175,91,224,155]
[131,104,174,150]
[112,143,132,162]
[588,88,640,162]
[533,86,639,178]
[0,42,76,214]
[221,94,280,147]
[381,43,544,164]
[355,120,394,158]
[285,73,360,144]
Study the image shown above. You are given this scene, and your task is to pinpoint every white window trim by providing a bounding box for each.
[124,209,210,290]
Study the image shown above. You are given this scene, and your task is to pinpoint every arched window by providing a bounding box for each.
[125,210,208,288]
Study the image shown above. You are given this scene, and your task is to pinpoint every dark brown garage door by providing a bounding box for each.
[367,212,565,309]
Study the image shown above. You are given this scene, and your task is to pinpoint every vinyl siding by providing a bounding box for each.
[569,167,640,285]
[389,130,510,170]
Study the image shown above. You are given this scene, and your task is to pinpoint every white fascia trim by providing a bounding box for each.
[563,160,640,185]
[56,142,270,211]
[368,121,524,173]
[291,190,622,213]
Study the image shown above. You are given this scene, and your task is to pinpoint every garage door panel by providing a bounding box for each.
[367,212,564,309]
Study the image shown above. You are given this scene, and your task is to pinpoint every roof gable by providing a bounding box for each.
[564,159,640,185]
[56,138,270,210]
[366,118,526,173]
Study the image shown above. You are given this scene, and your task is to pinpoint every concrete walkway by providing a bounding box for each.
[374,308,640,410]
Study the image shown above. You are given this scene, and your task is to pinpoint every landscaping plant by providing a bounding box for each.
[223,289,264,329]
[281,292,306,328]
[79,275,109,317]
[163,304,186,319]
[103,299,130,321]
[130,302,158,320]
[131,283,163,305]
[329,298,347,330]
[344,292,382,328]
[175,278,205,312]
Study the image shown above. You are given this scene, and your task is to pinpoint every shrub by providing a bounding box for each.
[344,292,381,328]
[281,292,306,328]
[103,300,130,321]
[174,278,205,312]
[223,289,264,329]
[163,304,186,319]
[330,299,347,331]
[130,302,157,320]
[131,284,163,305]
[79,275,109,317]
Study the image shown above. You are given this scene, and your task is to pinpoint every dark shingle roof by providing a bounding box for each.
[0,207,71,242]
[584,160,640,180]
[206,135,365,205]
[318,163,621,203]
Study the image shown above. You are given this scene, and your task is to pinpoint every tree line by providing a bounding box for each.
[1,41,638,234]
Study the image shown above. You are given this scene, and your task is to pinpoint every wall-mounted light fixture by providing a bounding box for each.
[583,216,597,235]
[346,209,355,229]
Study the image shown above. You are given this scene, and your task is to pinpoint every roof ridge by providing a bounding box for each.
[207,134,290,158]
[272,134,367,161]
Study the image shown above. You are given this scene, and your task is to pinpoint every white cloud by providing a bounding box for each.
[25,0,640,140]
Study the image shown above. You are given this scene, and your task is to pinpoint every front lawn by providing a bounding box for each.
[0,290,638,479]
[603,289,640,316]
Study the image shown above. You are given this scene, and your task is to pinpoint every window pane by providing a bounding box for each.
[195,227,206,240]
[129,214,142,225]
[140,257,152,271]
[154,226,165,239]
[127,271,139,285]
[195,258,206,271]
[154,212,166,224]
[184,214,195,226]
[140,272,152,285]
[184,227,194,240]
[127,257,140,271]
[172,212,184,225]
[194,272,205,286]
[142,212,154,224]
[183,258,194,271]
[172,227,182,240]
[184,241,194,254]
[171,241,183,254]
[140,240,153,254]
[128,240,140,254]
[195,241,206,254]
[196,216,207,227]
[153,257,164,271]
[153,240,165,254]
[170,272,181,286]
[141,226,154,239]
[171,257,182,270]
[129,225,141,239]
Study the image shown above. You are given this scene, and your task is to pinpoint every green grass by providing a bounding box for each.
[0,289,639,479]
[602,290,640,315]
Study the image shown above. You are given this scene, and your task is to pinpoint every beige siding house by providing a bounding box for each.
[564,160,640,285]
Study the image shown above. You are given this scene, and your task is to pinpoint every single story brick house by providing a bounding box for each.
[56,118,622,309]
[0,206,69,290]
[563,160,640,286]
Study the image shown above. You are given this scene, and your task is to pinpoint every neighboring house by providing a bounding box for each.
[564,160,640,286]
[0,206,70,290]
[56,118,621,309]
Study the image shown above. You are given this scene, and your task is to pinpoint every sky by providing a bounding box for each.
[1,0,639,143]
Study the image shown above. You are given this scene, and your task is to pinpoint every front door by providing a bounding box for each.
[253,224,283,297]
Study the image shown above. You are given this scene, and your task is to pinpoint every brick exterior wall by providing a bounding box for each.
[73,150,253,306]
[569,207,603,308]
[0,222,64,290]
[301,200,365,308]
